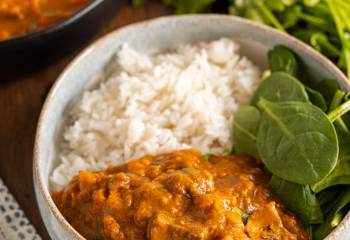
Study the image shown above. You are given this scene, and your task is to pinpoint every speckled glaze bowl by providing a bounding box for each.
[33,15,350,240]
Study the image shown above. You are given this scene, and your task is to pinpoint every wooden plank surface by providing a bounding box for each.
[0,1,170,239]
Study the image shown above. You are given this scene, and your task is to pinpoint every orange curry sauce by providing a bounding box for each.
[0,0,91,40]
[53,149,309,240]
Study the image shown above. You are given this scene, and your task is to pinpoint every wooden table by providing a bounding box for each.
[0,1,169,239]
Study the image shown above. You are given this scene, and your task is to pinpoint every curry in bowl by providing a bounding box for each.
[53,149,308,240]
[0,0,91,40]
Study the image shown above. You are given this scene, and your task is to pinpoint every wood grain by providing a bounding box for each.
[0,1,170,239]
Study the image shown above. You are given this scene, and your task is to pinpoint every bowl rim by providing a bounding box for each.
[0,0,106,45]
[33,14,350,240]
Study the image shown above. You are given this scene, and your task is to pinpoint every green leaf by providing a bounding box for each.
[228,0,349,81]
[131,0,145,6]
[265,0,286,12]
[303,0,321,7]
[255,1,285,31]
[244,8,269,24]
[231,207,250,224]
[257,98,339,185]
[268,46,299,77]
[162,0,214,14]
[304,1,331,18]
[233,106,261,159]
[268,175,323,224]
[282,5,302,29]
[293,29,319,43]
[229,0,270,24]
[314,79,340,106]
[314,187,350,240]
[299,12,335,33]
[233,0,257,9]
[305,87,328,111]
[312,123,350,192]
[251,72,309,105]
[203,153,215,161]
[203,149,232,161]
[327,0,350,79]
[282,0,296,6]
[310,32,341,58]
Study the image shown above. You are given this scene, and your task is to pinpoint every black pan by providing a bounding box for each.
[0,0,126,74]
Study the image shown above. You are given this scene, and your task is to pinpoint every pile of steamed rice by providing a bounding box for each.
[51,38,261,189]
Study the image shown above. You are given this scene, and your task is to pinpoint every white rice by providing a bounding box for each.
[51,38,261,189]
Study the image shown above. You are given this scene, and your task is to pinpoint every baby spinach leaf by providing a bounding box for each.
[310,32,341,58]
[242,8,269,24]
[163,0,214,13]
[265,0,286,12]
[131,0,144,6]
[314,187,350,240]
[255,1,285,31]
[268,45,299,76]
[282,5,302,29]
[233,106,261,159]
[315,79,340,106]
[268,175,323,224]
[229,0,263,22]
[305,87,327,111]
[312,124,350,192]
[257,98,339,185]
[303,0,321,7]
[293,28,318,43]
[282,0,296,5]
[251,72,309,105]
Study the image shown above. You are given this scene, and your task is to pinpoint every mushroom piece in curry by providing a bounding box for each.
[53,149,309,240]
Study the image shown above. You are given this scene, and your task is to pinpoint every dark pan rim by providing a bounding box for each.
[0,0,106,45]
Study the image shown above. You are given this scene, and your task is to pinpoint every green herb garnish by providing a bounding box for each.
[231,207,250,224]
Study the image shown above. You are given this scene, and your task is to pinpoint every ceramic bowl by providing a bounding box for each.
[33,15,350,239]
